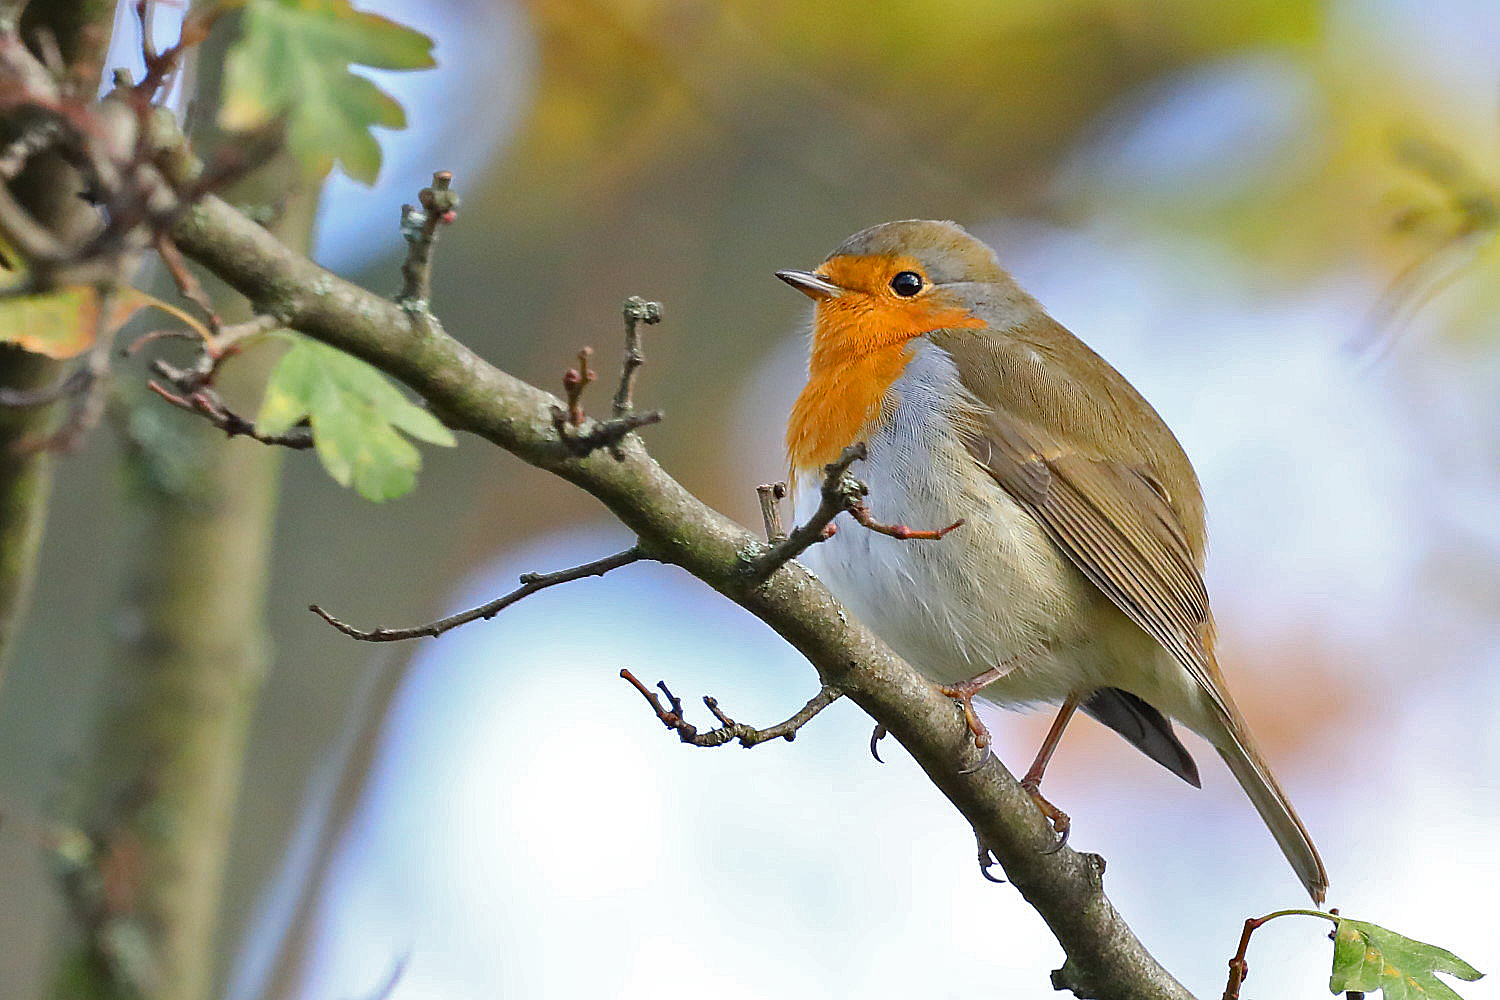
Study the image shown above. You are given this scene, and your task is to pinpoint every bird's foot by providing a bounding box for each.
[1020,776,1071,853]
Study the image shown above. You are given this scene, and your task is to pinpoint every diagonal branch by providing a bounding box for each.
[309,547,645,641]
[170,191,1196,1000]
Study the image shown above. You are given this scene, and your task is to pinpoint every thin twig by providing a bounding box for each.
[562,348,594,427]
[154,231,219,332]
[848,499,963,540]
[612,296,660,417]
[397,170,457,308]
[756,481,787,542]
[145,380,313,450]
[745,444,867,580]
[1220,908,1337,1000]
[548,340,661,456]
[621,669,841,748]
[310,547,645,642]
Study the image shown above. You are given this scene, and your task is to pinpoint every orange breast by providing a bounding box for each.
[786,255,986,473]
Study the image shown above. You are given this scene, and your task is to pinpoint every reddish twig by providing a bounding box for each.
[145,381,313,450]
[746,443,965,580]
[133,0,222,101]
[745,444,867,580]
[154,231,219,332]
[549,342,661,457]
[310,547,645,642]
[1220,908,1339,1000]
[621,669,841,748]
[562,347,594,427]
[849,500,963,540]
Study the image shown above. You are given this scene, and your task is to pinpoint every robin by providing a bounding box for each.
[778,219,1328,903]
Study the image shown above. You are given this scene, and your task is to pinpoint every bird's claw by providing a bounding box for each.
[869,723,887,763]
[976,835,1006,884]
[1021,776,1071,853]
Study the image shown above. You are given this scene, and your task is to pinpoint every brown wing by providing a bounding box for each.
[974,415,1231,720]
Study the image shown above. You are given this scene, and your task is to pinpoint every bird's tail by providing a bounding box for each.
[1214,722,1329,904]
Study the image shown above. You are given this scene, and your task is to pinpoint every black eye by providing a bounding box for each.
[890,271,923,297]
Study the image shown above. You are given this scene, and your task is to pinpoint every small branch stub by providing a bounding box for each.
[613,295,660,418]
[398,170,459,308]
[757,481,788,542]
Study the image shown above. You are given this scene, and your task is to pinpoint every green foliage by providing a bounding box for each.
[220,0,435,183]
[258,337,454,500]
[1330,916,1483,1000]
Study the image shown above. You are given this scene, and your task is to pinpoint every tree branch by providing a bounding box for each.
[309,546,644,641]
[621,669,842,748]
[169,191,1196,1000]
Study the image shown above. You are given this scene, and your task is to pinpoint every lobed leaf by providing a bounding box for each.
[1330,917,1483,1000]
[219,0,435,183]
[258,337,455,500]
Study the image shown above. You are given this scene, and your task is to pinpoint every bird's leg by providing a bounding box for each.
[1020,694,1081,851]
[935,659,1020,750]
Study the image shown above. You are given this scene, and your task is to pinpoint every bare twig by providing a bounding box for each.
[621,669,841,748]
[132,0,222,102]
[154,231,219,332]
[612,296,659,417]
[756,481,787,542]
[397,170,457,308]
[746,445,965,579]
[1219,908,1337,1000]
[562,348,593,427]
[145,379,313,450]
[848,499,963,540]
[549,342,662,457]
[310,547,645,642]
[745,444,866,580]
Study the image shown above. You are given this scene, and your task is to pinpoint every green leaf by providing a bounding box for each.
[220,0,435,183]
[258,338,455,500]
[1330,917,1483,1000]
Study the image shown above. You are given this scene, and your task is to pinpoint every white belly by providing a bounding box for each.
[792,340,1155,709]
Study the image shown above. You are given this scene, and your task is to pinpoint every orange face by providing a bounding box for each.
[786,253,986,472]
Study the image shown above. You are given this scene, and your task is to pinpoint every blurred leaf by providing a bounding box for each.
[258,337,455,501]
[220,0,435,183]
[0,286,209,359]
[1330,917,1483,1000]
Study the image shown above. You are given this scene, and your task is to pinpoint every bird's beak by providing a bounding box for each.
[776,269,844,301]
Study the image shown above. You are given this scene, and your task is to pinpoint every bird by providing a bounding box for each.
[777,219,1328,904]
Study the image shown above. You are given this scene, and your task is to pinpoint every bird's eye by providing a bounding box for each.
[889,271,924,297]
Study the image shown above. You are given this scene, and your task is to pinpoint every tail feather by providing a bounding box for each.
[1215,728,1328,904]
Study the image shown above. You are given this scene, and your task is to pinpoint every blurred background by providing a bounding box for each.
[3,0,1499,996]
